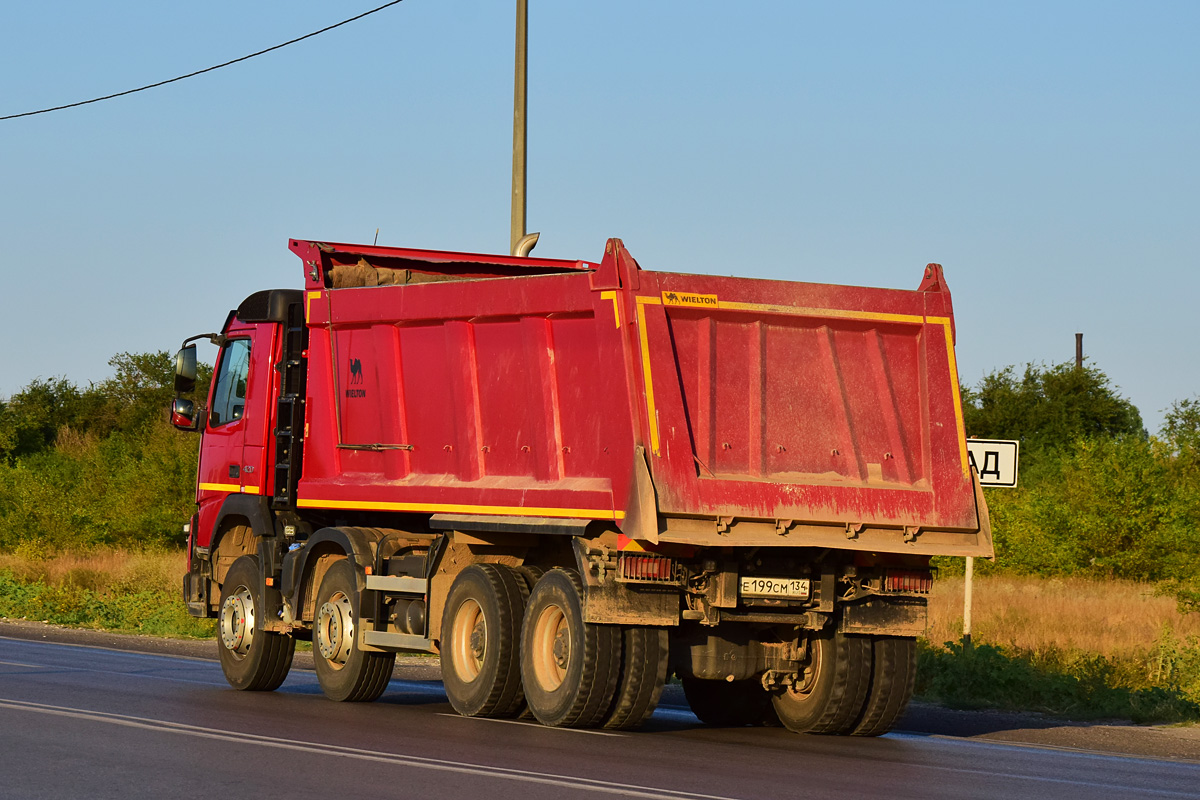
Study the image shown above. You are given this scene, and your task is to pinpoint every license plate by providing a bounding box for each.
[739,577,810,599]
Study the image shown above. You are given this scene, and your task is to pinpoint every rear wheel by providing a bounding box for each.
[850,636,917,736]
[313,558,395,702]
[682,677,775,727]
[441,564,528,718]
[520,568,620,728]
[217,555,295,691]
[771,630,871,734]
[603,627,669,730]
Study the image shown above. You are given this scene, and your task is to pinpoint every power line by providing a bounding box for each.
[1,0,406,121]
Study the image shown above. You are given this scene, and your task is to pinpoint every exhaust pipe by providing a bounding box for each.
[513,231,540,258]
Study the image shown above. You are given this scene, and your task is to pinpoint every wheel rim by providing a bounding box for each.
[530,603,570,692]
[316,591,354,669]
[786,639,822,700]
[220,586,256,659]
[450,599,486,682]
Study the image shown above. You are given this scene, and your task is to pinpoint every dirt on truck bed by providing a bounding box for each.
[3,618,1197,762]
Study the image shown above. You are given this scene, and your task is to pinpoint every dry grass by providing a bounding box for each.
[928,574,1200,656]
[0,548,184,595]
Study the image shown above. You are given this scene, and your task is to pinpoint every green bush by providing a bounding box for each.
[915,637,1200,723]
[0,569,213,638]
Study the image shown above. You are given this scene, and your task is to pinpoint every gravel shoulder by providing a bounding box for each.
[4,618,1197,762]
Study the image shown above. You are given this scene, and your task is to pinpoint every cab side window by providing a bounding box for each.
[209,339,251,427]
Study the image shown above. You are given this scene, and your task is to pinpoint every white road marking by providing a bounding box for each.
[0,634,215,663]
[0,657,230,687]
[0,697,744,800]
[436,712,626,737]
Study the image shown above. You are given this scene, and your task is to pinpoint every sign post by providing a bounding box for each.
[962,439,1020,649]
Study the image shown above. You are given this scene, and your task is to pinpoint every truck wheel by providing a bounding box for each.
[520,568,620,728]
[313,558,395,702]
[442,564,528,718]
[217,555,295,691]
[603,627,669,730]
[771,630,871,734]
[850,636,917,736]
[681,677,774,726]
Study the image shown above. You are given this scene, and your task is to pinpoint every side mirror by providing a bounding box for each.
[175,345,197,393]
[171,398,199,431]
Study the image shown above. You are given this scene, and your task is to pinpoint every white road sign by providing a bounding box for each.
[966,439,1020,487]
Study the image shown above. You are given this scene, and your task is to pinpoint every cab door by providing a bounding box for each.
[195,323,276,546]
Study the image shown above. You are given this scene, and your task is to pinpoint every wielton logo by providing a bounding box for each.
[661,290,719,308]
[346,357,366,398]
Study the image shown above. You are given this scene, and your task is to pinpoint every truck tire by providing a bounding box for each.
[442,564,528,718]
[770,630,871,735]
[313,558,395,702]
[512,565,544,719]
[850,636,917,736]
[681,677,775,727]
[603,627,669,730]
[520,568,620,728]
[217,555,295,691]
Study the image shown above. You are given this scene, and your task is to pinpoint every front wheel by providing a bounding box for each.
[313,558,395,702]
[217,555,295,691]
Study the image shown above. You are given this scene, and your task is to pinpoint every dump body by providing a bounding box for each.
[289,238,988,557]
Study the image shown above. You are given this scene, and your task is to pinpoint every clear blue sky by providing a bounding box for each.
[2,1,1196,432]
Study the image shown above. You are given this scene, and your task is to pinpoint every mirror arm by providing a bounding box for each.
[181,332,225,349]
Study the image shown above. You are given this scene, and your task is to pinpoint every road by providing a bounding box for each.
[1,633,1197,800]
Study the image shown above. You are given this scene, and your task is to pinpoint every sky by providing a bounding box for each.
[1,1,1196,433]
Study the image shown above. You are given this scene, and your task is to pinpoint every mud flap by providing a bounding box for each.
[582,580,681,626]
[839,597,927,637]
[182,572,210,618]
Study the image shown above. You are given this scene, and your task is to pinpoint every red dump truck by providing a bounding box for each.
[173,237,991,735]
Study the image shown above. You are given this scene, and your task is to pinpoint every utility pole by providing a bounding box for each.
[1076,333,1084,369]
[510,0,538,257]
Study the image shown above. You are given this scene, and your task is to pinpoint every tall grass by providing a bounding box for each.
[0,548,212,638]
[928,575,1200,654]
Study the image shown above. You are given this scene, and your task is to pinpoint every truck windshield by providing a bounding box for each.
[210,338,251,426]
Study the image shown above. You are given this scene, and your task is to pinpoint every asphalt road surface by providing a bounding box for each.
[2,631,1198,800]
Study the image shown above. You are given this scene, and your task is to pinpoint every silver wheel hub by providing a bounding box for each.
[316,592,354,667]
[220,587,256,657]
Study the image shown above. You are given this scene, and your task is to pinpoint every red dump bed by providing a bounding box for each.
[291,238,990,558]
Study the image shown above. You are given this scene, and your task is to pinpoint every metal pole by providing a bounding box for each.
[1075,333,1083,369]
[963,556,974,650]
[510,0,528,256]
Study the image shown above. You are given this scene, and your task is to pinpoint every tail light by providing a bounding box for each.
[883,569,933,594]
[617,553,676,584]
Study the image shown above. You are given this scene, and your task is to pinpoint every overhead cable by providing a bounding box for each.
[0,0,405,121]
